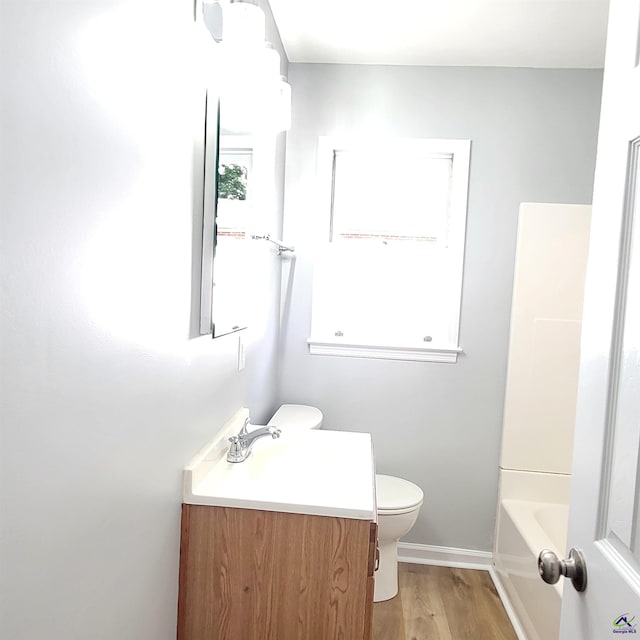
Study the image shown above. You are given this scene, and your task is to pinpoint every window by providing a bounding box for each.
[309,137,471,363]
[210,135,254,334]
[217,136,254,241]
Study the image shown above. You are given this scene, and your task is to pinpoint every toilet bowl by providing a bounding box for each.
[267,404,424,603]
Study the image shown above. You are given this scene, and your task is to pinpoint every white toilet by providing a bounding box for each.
[374,474,423,601]
[267,404,424,603]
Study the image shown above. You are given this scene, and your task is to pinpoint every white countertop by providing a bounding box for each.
[183,409,376,520]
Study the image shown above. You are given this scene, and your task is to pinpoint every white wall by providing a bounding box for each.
[0,0,286,637]
[278,64,603,551]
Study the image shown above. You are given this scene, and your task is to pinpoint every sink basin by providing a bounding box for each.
[183,410,376,520]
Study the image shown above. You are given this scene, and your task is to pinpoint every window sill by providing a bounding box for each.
[307,339,462,363]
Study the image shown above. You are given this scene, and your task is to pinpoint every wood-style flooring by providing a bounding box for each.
[372,564,518,640]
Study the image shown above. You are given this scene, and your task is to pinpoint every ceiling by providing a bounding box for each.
[267,0,610,68]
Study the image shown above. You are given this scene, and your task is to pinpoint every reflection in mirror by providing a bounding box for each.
[197,0,292,338]
[217,136,253,238]
[199,96,251,338]
[210,135,255,336]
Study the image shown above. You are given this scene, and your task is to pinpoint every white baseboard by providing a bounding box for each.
[396,542,529,640]
[397,542,493,570]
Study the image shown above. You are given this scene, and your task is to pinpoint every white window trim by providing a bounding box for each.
[308,136,471,364]
[219,135,255,153]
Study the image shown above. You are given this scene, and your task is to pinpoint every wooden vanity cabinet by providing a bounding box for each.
[177,504,377,640]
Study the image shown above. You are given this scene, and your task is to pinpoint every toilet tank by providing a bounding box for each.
[267,404,324,431]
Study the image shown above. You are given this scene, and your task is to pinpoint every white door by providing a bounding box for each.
[558,0,640,636]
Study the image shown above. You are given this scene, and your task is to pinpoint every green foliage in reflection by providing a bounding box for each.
[218,163,247,201]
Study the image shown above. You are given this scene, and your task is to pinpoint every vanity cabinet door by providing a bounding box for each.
[177,504,374,640]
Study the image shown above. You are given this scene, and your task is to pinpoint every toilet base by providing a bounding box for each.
[374,539,400,602]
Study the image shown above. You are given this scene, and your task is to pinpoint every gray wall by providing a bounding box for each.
[278,64,603,551]
[0,0,286,638]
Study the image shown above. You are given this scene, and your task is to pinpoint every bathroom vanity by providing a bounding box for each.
[177,410,377,640]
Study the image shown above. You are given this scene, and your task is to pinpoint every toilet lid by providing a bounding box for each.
[376,474,424,512]
[267,404,323,430]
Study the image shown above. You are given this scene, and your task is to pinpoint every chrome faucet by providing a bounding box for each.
[226,417,282,463]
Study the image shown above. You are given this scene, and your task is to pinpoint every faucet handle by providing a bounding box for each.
[227,435,242,460]
[239,417,250,437]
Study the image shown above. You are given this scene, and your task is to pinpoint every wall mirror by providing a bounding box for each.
[198,94,243,338]
[199,89,250,338]
[197,0,250,338]
[196,0,291,338]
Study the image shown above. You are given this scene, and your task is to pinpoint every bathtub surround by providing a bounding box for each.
[493,203,592,640]
[278,64,603,552]
[0,1,286,639]
[500,204,592,476]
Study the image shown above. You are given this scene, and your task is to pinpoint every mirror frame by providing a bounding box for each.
[199,89,218,335]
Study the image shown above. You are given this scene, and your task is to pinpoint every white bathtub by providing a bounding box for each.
[493,471,571,640]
